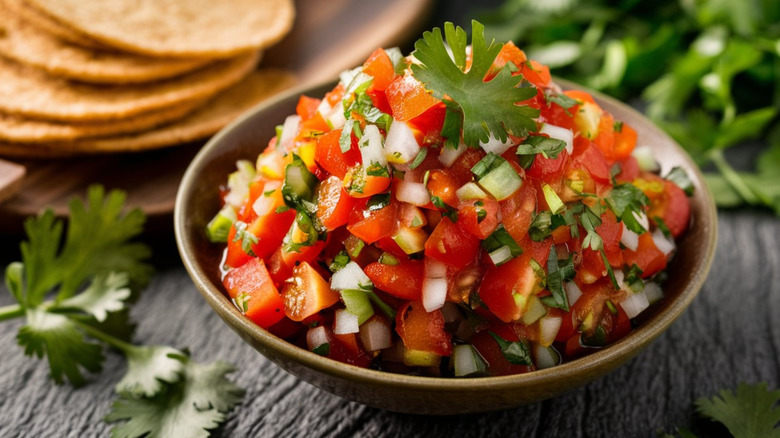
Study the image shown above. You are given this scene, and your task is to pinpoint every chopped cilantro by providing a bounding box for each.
[606,183,650,234]
[516,136,567,168]
[312,343,331,356]
[666,166,695,196]
[366,162,390,177]
[488,331,532,365]
[329,251,351,273]
[481,225,523,260]
[623,264,645,293]
[367,193,391,211]
[232,221,258,257]
[409,147,428,169]
[541,251,575,311]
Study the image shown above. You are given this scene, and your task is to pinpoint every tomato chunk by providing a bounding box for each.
[223,258,285,328]
[347,202,398,244]
[395,301,452,356]
[478,252,541,322]
[623,232,667,278]
[386,74,439,121]
[314,129,360,179]
[364,260,424,301]
[424,217,481,268]
[282,262,340,321]
[317,176,357,231]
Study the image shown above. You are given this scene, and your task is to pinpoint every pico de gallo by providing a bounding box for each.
[206,21,693,377]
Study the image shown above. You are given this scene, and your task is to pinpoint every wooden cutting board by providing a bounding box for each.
[0,0,433,232]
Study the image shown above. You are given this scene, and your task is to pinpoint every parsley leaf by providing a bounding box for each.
[411,21,539,148]
[695,382,780,438]
[106,359,244,438]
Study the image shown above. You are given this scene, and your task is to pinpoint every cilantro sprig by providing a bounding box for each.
[0,186,244,437]
[411,20,539,148]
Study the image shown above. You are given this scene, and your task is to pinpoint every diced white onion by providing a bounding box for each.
[644,281,664,304]
[306,326,330,351]
[452,344,486,377]
[479,133,514,155]
[620,290,650,319]
[456,182,487,201]
[533,344,561,369]
[422,277,448,312]
[316,98,332,117]
[424,257,447,279]
[359,318,392,351]
[278,114,301,151]
[632,145,660,172]
[489,246,513,266]
[326,103,346,130]
[396,181,430,206]
[540,123,574,154]
[359,124,387,167]
[565,281,582,306]
[635,211,650,231]
[539,316,562,347]
[334,309,360,334]
[330,261,372,291]
[620,223,639,251]
[385,120,420,164]
[613,270,626,290]
[439,140,467,167]
[652,228,676,256]
[251,181,282,216]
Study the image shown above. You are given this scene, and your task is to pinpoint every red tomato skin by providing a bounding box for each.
[500,183,537,243]
[449,148,486,185]
[347,202,398,244]
[426,169,460,208]
[526,149,569,183]
[317,176,357,231]
[478,252,535,323]
[657,180,691,238]
[364,260,424,301]
[408,102,447,146]
[223,258,285,329]
[571,137,611,183]
[616,156,640,183]
[296,95,321,121]
[623,232,667,278]
[395,301,452,356]
[458,197,500,239]
[424,217,481,269]
[362,48,395,91]
[386,75,439,122]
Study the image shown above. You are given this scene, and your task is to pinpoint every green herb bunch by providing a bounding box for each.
[480,0,780,213]
[0,186,243,438]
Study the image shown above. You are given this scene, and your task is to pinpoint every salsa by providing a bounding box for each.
[207,22,692,377]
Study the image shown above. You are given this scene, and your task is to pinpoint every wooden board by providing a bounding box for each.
[0,0,433,232]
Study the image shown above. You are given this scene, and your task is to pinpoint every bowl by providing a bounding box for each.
[174,78,717,415]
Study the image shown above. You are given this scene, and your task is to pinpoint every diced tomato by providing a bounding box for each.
[300,111,330,134]
[347,202,398,244]
[317,176,357,230]
[223,258,285,329]
[424,217,481,268]
[426,169,460,208]
[362,48,396,91]
[571,136,611,183]
[364,260,424,301]
[458,197,500,239]
[343,165,392,198]
[395,301,452,356]
[316,326,372,368]
[324,83,345,108]
[478,252,541,322]
[314,129,360,179]
[471,323,534,376]
[296,95,321,121]
[449,147,486,185]
[520,60,551,88]
[579,209,623,280]
[527,148,569,183]
[612,121,638,161]
[564,90,596,104]
[486,41,527,80]
[385,74,439,121]
[500,183,536,243]
[540,98,580,132]
[593,111,616,163]
[623,232,667,278]
[281,262,340,321]
[647,179,691,238]
[408,102,447,146]
[367,87,392,115]
[615,156,640,183]
[521,236,553,268]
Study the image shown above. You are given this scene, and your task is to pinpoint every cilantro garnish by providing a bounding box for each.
[695,382,780,438]
[541,251,575,311]
[481,225,523,261]
[623,264,645,293]
[488,331,532,365]
[605,183,650,234]
[665,166,695,196]
[1,186,243,437]
[516,136,567,169]
[411,21,539,148]
[232,221,258,256]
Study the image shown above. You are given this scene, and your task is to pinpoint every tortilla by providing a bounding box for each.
[24,0,295,58]
[0,51,260,122]
[0,99,206,143]
[0,69,298,158]
[1,0,104,49]
[0,4,211,84]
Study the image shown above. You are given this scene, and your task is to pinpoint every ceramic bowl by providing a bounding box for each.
[174,79,717,415]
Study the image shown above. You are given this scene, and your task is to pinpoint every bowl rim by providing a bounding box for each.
[174,77,718,393]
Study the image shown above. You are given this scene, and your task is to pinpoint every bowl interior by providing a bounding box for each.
[174,79,717,414]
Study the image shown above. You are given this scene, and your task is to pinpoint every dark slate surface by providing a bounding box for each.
[1,210,778,437]
[2,2,779,437]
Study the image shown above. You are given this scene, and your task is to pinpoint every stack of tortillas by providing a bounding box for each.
[0,0,298,158]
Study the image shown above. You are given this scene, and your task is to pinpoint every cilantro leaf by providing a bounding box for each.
[17,308,104,386]
[542,251,575,311]
[106,359,244,438]
[59,272,132,323]
[411,21,539,148]
[116,346,186,398]
[488,331,532,365]
[605,183,649,234]
[695,382,780,438]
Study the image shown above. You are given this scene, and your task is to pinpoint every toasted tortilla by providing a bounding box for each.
[0,70,298,157]
[24,0,295,58]
[0,3,212,84]
[1,0,104,49]
[0,51,260,122]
